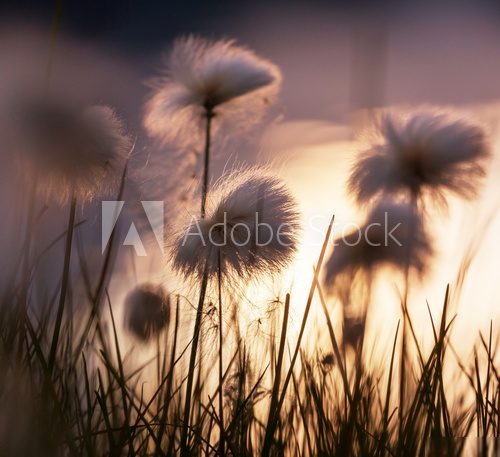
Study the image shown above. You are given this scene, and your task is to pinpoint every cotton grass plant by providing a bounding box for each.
[172,167,300,455]
[144,36,281,217]
[349,108,491,207]
[8,94,132,371]
[325,200,433,366]
[322,200,433,436]
[341,108,491,449]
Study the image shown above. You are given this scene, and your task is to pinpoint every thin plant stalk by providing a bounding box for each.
[75,158,130,355]
[399,261,410,448]
[217,250,224,456]
[181,101,214,450]
[19,174,39,325]
[154,296,180,457]
[399,191,418,446]
[24,0,64,323]
[262,214,334,456]
[180,259,210,456]
[337,278,371,456]
[201,106,214,218]
[18,0,63,351]
[19,0,62,303]
[316,281,353,405]
[48,192,77,373]
[264,293,291,442]
[380,320,401,454]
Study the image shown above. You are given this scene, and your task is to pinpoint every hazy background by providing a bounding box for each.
[1,0,500,362]
[5,0,500,119]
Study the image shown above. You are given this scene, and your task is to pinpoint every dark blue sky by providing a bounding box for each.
[4,0,499,54]
[4,0,500,121]
[2,1,364,48]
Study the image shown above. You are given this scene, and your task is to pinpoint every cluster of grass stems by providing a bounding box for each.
[1,187,500,457]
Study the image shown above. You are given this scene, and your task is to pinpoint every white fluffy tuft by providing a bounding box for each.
[143,36,282,147]
[349,109,491,206]
[325,200,433,286]
[11,97,131,205]
[171,168,300,282]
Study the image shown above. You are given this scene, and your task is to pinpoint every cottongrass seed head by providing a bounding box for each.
[349,108,491,206]
[325,200,433,287]
[143,35,282,146]
[171,167,300,282]
[11,96,131,205]
[123,283,171,342]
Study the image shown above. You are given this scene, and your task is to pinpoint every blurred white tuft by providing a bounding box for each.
[8,96,132,205]
[349,108,491,206]
[123,283,170,342]
[325,200,433,287]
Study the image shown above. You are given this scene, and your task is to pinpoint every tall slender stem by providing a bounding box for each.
[201,107,214,219]
[180,105,213,453]
[155,297,180,456]
[17,174,40,356]
[19,0,64,354]
[217,250,224,456]
[74,160,129,357]
[264,294,290,446]
[48,192,77,373]
[180,261,209,456]
[20,174,39,297]
[398,191,418,448]
[262,215,334,456]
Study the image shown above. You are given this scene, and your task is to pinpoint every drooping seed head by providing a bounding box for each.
[143,36,282,147]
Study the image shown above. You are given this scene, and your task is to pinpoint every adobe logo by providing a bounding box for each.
[101,201,164,256]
